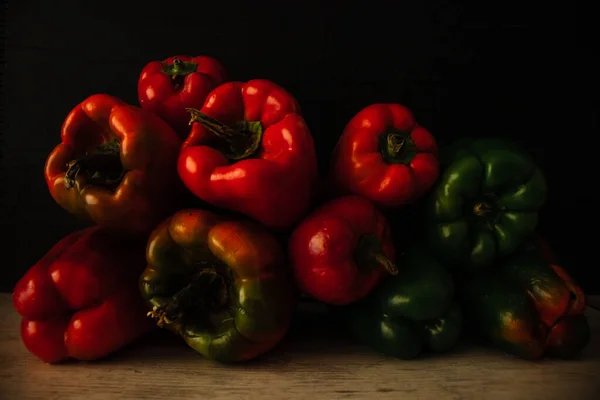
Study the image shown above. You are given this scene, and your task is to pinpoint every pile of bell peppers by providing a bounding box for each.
[12,54,592,366]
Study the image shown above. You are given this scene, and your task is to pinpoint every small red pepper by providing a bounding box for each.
[138,55,227,137]
[288,195,397,305]
[178,79,318,230]
[12,227,154,364]
[330,103,439,208]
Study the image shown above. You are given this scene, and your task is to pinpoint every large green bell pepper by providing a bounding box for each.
[457,237,590,359]
[337,247,462,359]
[139,209,296,363]
[425,138,547,270]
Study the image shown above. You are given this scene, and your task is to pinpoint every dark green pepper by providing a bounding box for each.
[337,247,462,359]
[425,138,547,270]
[139,209,296,363]
[457,237,590,359]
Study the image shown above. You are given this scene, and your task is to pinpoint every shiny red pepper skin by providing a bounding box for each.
[288,195,397,305]
[138,55,227,137]
[44,94,182,236]
[178,79,318,230]
[12,227,154,364]
[330,103,439,208]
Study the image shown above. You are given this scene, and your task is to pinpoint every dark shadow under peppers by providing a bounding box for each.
[44,94,183,236]
[288,195,398,305]
[177,79,318,231]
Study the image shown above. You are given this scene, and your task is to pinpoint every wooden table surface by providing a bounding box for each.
[1,294,599,400]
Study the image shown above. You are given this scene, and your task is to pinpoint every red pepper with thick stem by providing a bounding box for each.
[138,55,227,138]
[330,103,439,208]
[178,79,318,230]
[288,195,398,305]
[44,94,182,236]
[12,227,154,364]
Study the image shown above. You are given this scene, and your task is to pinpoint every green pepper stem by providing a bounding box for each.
[354,234,398,276]
[379,131,418,165]
[374,253,399,275]
[147,268,228,328]
[473,202,492,217]
[161,58,198,77]
[186,108,263,161]
[64,139,126,191]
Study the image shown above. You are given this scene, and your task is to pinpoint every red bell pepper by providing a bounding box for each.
[12,227,154,364]
[44,94,182,235]
[330,103,439,208]
[178,79,318,230]
[288,195,397,305]
[138,55,227,137]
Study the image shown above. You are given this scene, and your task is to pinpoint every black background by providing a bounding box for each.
[1,1,597,293]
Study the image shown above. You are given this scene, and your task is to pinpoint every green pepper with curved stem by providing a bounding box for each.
[425,138,547,270]
[337,246,462,359]
[139,209,296,363]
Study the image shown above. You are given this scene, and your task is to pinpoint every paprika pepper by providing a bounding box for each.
[329,103,440,208]
[139,209,296,363]
[177,79,318,230]
[456,237,590,359]
[138,55,227,138]
[424,138,547,270]
[12,227,153,364]
[336,246,462,359]
[45,94,183,235]
[288,195,397,305]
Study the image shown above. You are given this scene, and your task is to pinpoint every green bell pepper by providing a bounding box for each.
[139,209,296,363]
[456,238,590,359]
[425,138,547,270]
[337,247,462,359]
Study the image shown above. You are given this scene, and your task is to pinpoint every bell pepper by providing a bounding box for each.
[177,79,318,230]
[337,246,462,359]
[139,209,296,363]
[456,238,590,359]
[138,55,227,138]
[45,94,183,235]
[12,227,154,364]
[329,103,440,208]
[288,195,398,305]
[424,138,547,270]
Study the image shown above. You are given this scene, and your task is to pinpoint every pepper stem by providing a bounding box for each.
[354,234,398,275]
[147,268,229,328]
[186,108,263,161]
[64,139,126,191]
[379,131,418,165]
[473,202,492,217]
[161,58,198,77]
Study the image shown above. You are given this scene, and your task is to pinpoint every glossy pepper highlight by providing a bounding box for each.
[288,195,397,305]
[138,55,227,138]
[12,227,153,364]
[338,247,462,359]
[139,209,296,363]
[330,103,439,208]
[425,138,547,270]
[457,238,590,359]
[178,79,318,230]
[45,94,183,235]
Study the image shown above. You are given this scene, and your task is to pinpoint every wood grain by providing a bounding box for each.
[0,294,598,400]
